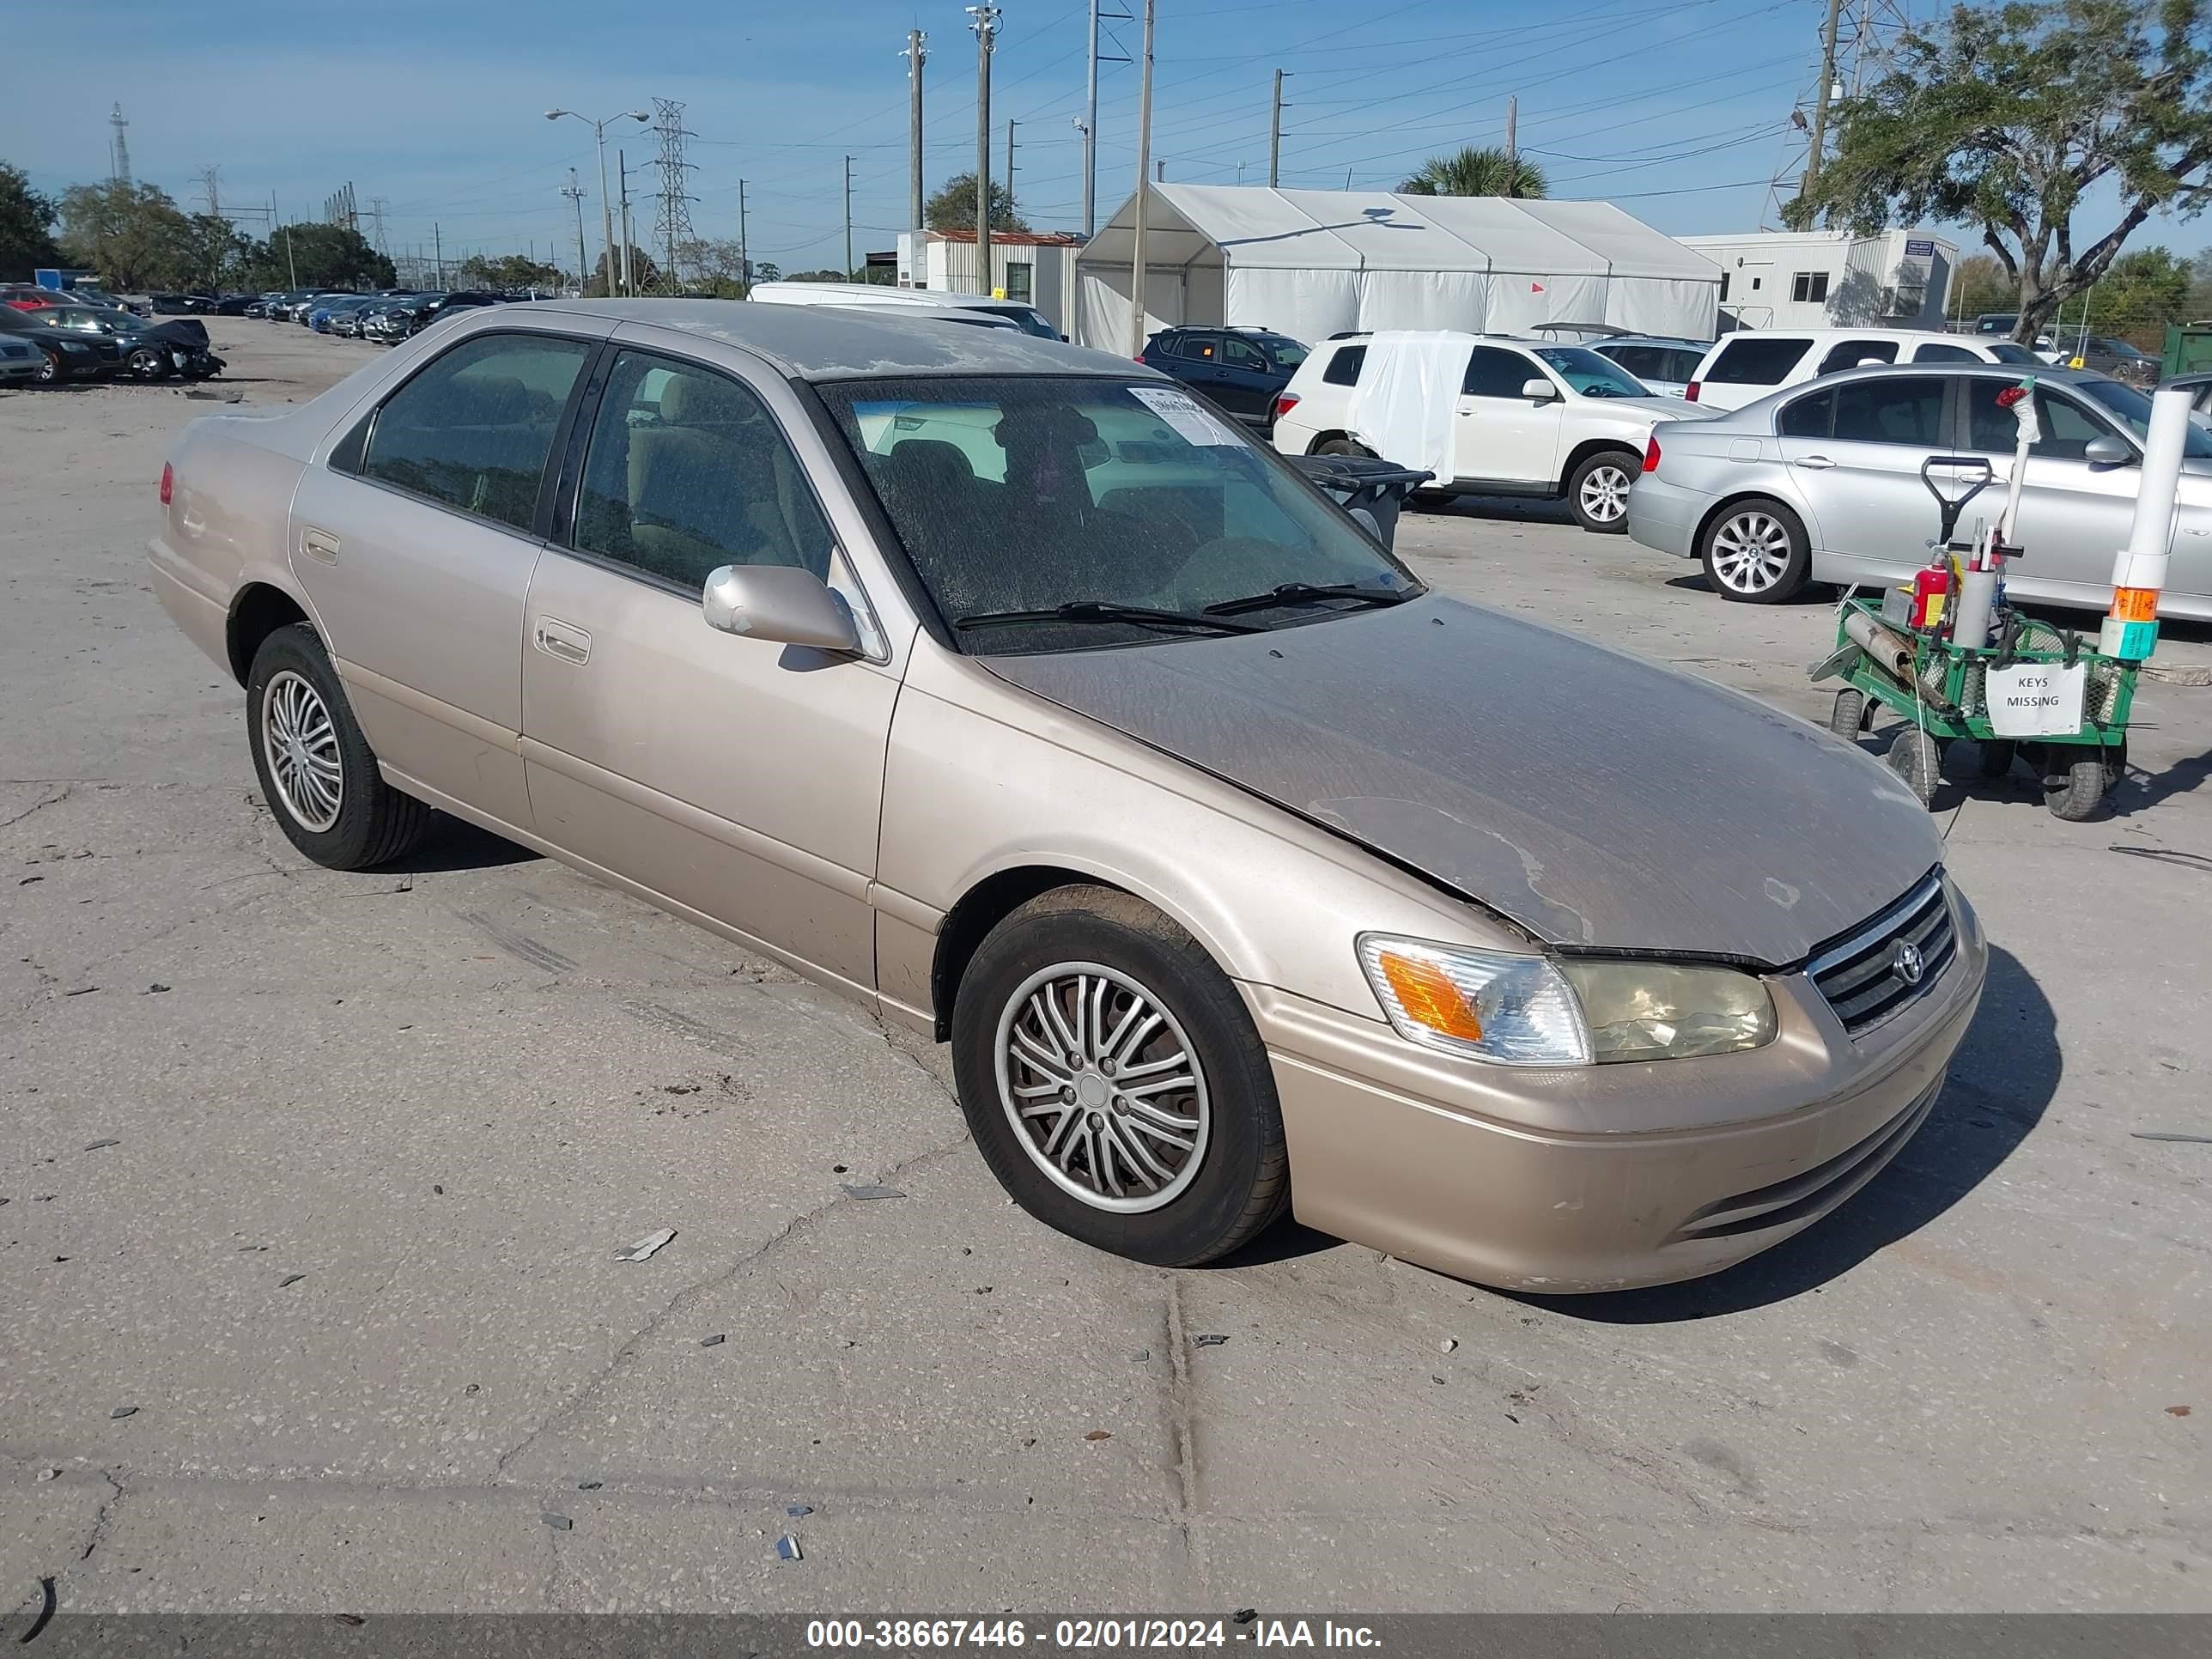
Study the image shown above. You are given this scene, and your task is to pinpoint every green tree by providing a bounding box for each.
[585,243,659,296]
[1398,145,1547,199]
[57,181,204,289]
[675,237,754,296]
[457,252,566,291]
[2076,244,2191,338]
[1948,252,2017,319]
[0,161,61,281]
[1786,0,2212,343]
[242,223,396,291]
[925,171,1027,233]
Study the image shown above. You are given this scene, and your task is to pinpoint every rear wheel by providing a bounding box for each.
[2040,747,2116,822]
[1567,448,1638,533]
[1886,726,1944,807]
[1314,436,1374,459]
[1829,688,1868,741]
[951,885,1289,1267]
[246,623,431,869]
[1699,497,1810,603]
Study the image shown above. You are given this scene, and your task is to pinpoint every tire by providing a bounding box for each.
[1829,688,1868,740]
[246,623,432,869]
[2041,750,2112,822]
[33,349,59,386]
[1699,496,1811,603]
[950,884,1290,1267]
[1886,726,1943,807]
[1976,738,2017,779]
[1314,436,1375,459]
[126,346,167,380]
[1567,448,1638,533]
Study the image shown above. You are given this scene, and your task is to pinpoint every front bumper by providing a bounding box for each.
[1623,471,1704,560]
[1250,890,1988,1292]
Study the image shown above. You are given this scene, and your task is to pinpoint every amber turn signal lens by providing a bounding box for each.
[1376,951,1485,1042]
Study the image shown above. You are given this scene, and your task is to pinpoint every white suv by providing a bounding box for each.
[748,281,1060,339]
[1684,327,2047,410]
[1271,332,1703,532]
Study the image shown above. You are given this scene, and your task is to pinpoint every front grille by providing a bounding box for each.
[1807,872,1955,1036]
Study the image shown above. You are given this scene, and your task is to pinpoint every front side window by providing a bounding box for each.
[1462,346,1536,398]
[2075,378,2212,457]
[573,350,834,590]
[1533,345,1645,398]
[1262,337,1309,369]
[820,375,1420,653]
[1832,375,1945,446]
[1706,336,1808,385]
[358,331,589,532]
[1220,337,1267,371]
[1984,342,2042,365]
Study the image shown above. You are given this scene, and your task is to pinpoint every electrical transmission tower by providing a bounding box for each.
[368,197,391,258]
[108,104,131,185]
[651,98,698,294]
[197,165,222,219]
[1760,0,1911,229]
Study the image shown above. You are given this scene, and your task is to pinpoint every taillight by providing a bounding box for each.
[1684,380,1700,402]
[1272,392,1300,421]
[159,462,173,505]
[1642,435,1662,474]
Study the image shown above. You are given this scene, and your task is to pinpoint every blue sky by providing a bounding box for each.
[2,0,2195,275]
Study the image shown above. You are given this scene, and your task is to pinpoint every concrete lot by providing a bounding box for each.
[2,319,2207,1618]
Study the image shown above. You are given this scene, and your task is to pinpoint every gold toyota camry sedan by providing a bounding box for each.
[149,301,1984,1291]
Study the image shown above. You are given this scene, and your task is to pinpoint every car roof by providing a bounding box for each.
[1594,335,1709,349]
[502,296,1134,380]
[1692,361,2124,424]
[1710,326,1975,344]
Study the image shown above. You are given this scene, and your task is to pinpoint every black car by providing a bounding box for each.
[149,291,219,314]
[1139,325,1309,426]
[0,306,124,382]
[32,306,222,380]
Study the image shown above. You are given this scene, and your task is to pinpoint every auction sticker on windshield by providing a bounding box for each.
[1128,384,1240,445]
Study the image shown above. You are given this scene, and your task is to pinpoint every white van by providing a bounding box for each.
[747,281,1060,339]
[1685,327,2046,410]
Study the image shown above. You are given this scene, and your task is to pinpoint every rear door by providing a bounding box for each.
[1775,374,1952,574]
[289,323,605,831]
[1452,345,1564,488]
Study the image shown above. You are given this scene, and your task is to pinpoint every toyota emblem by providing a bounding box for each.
[1891,939,1925,986]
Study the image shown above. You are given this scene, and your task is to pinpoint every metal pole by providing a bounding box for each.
[567,169,588,292]
[973,6,998,297]
[1127,0,1154,357]
[1268,70,1284,188]
[1006,118,1017,221]
[1804,0,1845,199]
[908,29,927,255]
[844,154,854,281]
[1504,94,1517,198]
[738,179,749,291]
[434,222,443,289]
[618,150,633,295]
[593,124,616,295]
[1083,0,1100,236]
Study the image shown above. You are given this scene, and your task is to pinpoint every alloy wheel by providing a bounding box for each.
[993,961,1211,1213]
[1577,461,1632,523]
[1708,509,1794,593]
[260,669,343,832]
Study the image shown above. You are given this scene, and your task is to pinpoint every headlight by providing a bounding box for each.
[1358,934,1590,1066]
[1358,935,1776,1066]
[58,340,89,353]
[1558,960,1776,1061]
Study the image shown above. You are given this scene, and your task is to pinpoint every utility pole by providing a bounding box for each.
[844,154,855,281]
[562,170,588,291]
[969,5,1000,298]
[1268,70,1286,188]
[1804,0,1846,198]
[1504,95,1517,197]
[1005,119,1018,220]
[1084,0,1102,236]
[1127,0,1155,356]
[276,194,296,289]
[738,178,750,291]
[907,28,927,264]
[618,149,634,295]
[434,222,444,289]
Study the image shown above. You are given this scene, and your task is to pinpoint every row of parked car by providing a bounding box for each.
[246,288,523,343]
[0,283,224,386]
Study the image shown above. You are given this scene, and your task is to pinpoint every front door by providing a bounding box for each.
[1960,380,2155,605]
[289,325,599,830]
[1777,374,1952,574]
[1452,345,1565,488]
[518,344,900,998]
[1213,334,1274,423]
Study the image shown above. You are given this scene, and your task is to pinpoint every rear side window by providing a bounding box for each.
[1705,336,1809,385]
[1322,344,1366,386]
[358,331,589,532]
[1832,376,1945,446]
[1912,343,1978,364]
[1817,338,1900,375]
[1601,345,1661,380]
[1778,390,1833,438]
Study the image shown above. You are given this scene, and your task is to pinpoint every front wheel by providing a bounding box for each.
[1567,448,1638,533]
[2041,748,2115,822]
[1886,726,1944,807]
[127,346,167,380]
[1829,688,1868,741]
[1699,496,1810,603]
[33,349,59,386]
[950,885,1289,1267]
[246,623,432,869]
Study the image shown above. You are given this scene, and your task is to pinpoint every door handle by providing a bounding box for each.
[1793,455,1836,469]
[533,617,591,665]
[300,526,341,563]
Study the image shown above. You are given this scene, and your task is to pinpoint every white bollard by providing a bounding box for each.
[2102,380,2194,659]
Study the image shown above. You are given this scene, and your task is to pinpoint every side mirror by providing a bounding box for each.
[2082,434,2135,469]
[702,563,861,653]
[1521,377,1559,402]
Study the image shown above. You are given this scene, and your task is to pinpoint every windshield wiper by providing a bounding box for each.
[951,600,1267,636]
[1201,581,1413,617]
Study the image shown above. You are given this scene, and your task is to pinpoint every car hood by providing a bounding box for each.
[981,594,1942,967]
[1596,393,1704,421]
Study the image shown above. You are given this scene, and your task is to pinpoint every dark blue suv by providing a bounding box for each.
[1139,325,1309,428]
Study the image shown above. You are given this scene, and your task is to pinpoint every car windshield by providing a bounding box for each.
[1532,346,1648,398]
[1984,342,2042,365]
[2076,378,2212,457]
[818,375,1423,653]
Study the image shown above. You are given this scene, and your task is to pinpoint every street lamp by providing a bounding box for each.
[546,107,649,295]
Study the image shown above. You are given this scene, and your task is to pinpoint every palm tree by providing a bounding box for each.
[1398,146,1547,200]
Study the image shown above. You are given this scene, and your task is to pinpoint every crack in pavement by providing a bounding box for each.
[76,1468,127,1565]
[0,784,70,829]
[488,1133,976,1482]
[1160,1274,1204,1600]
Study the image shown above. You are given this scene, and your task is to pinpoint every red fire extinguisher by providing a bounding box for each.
[1911,553,1951,631]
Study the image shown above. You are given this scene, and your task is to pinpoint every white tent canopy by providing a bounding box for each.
[1074,185,1721,349]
